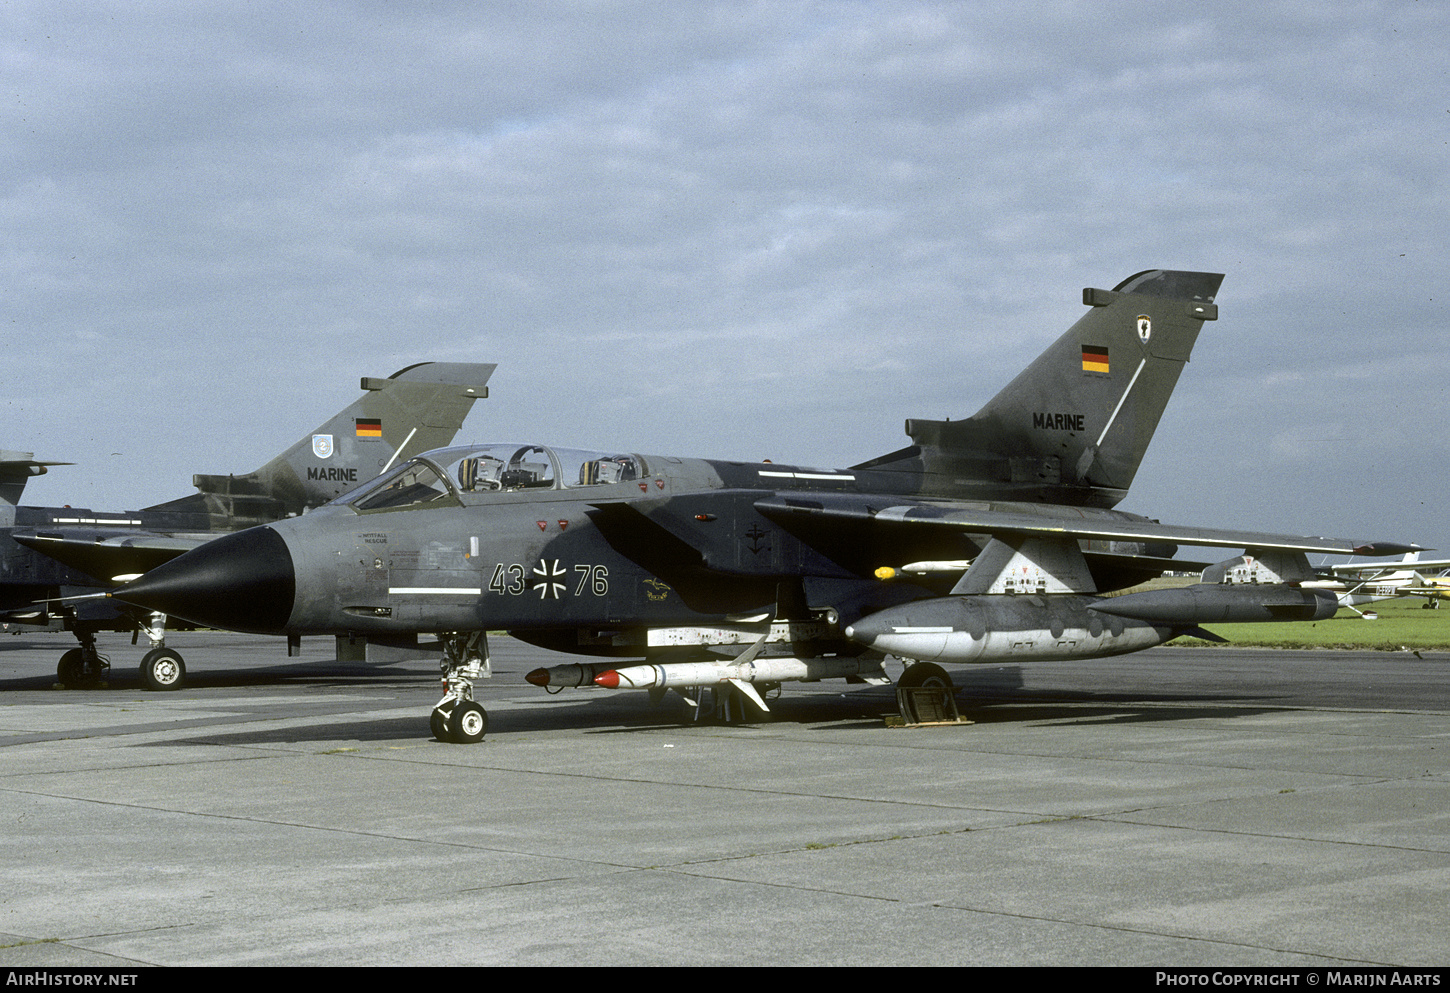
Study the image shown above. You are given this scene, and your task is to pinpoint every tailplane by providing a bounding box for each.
[145,362,496,527]
[0,451,71,509]
[859,270,1221,507]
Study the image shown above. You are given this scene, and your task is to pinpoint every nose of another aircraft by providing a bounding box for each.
[111,526,297,634]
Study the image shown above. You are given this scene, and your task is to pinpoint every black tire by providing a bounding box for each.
[430,708,453,742]
[140,648,186,691]
[898,661,953,691]
[57,649,86,687]
[447,701,488,743]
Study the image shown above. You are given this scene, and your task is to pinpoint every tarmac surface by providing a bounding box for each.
[1,630,1447,967]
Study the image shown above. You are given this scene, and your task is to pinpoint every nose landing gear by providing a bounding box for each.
[430,631,492,743]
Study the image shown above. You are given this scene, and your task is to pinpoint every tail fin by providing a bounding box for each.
[860,270,1221,508]
[0,451,72,509]
[145,362,496,526]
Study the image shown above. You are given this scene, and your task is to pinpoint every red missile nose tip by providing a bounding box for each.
[524,668,550,687]
[593,670,620,689]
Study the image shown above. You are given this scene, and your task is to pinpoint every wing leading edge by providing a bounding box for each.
[754,494,1420,560]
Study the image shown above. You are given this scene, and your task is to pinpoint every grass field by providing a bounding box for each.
[1168,595,1450,650]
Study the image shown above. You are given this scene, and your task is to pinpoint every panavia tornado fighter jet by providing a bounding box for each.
[7,362,495,690]
[109,271,1418,741]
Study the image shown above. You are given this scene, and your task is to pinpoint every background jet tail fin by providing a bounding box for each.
[144,362,496,526]
[0,451,73,508]
[878,270,1221,508]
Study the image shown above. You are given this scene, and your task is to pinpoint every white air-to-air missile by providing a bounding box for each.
[590,656,888,713]
[594,656,886,691]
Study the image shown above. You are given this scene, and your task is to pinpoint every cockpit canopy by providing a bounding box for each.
[342,443,647,512]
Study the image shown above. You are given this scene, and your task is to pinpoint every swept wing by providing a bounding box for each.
[754,493,1416,563]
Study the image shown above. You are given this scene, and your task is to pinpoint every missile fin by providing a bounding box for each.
[1179,626,1229,643]
[727,678,770,712]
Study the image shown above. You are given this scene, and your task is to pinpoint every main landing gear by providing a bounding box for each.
[430,631,492,743]
[896,661,953,692]
[892,660,967,727]
[54,610,185,691]
[56,634,109,688]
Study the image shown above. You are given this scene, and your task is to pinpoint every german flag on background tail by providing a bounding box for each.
[1081,345,1109,374]
[355,418,383,438]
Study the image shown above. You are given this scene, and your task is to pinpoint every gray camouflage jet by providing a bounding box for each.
[5,362,495,689]
[110,272,1417,740]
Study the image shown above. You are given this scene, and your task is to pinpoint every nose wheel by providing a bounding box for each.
[430,631,492,743]
[430,701,489,743]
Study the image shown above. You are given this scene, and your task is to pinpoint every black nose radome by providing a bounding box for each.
[111,526,296,634]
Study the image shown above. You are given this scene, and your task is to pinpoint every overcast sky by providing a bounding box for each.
[5,1,1447,559]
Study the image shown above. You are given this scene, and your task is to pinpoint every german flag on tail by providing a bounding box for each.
[1081,345,1109,374]
[355,418,382,438]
